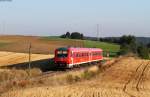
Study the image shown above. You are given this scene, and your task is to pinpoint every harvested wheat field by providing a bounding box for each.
[0,51,53,67]
[1,57,150,97]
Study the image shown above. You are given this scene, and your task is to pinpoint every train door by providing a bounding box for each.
[89,50,91,62]
[71,51,74,65]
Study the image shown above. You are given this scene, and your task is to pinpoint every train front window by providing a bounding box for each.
[57,50,68,57]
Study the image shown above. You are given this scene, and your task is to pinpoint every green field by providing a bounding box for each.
[43,36,120,51]
[42,37,120,57]
[84,40,120,52]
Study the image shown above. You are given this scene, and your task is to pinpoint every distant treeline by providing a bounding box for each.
[60,32,84,39]
[85,36,150,46]
[98,35,150,59]
[60,32,150,59]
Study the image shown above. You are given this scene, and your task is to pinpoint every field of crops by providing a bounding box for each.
[1,57,150,97]
[0,51,52,67]
[0,35,120,54]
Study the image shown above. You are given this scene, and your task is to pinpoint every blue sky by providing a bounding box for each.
[0,0,150,37]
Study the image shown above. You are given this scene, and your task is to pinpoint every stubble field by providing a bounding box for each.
[1,57,150,97]
[0,51,53,67]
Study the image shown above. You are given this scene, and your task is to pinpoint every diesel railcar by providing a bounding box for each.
[54,47,103,68]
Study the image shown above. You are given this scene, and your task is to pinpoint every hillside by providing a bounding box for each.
[0,35,120,54]
[1,57,150,97]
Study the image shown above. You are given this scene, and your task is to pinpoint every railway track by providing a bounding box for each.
[123,60,150,96]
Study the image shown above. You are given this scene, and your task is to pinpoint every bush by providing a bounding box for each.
[118,35,149,59]
[119,35,137,55]
[137,45,149,59]
[66,74,74,84]
[81,70,95,80]
[65,74,81,83]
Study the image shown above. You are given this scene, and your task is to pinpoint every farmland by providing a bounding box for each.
[0,51,53,67]
[1,57,150,97]
[43,36,120,52]
[0,35,120,54]
[1,35,150,97]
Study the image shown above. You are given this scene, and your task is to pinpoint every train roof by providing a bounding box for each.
[56,47,103,52]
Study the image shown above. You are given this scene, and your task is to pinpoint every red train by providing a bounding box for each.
[54,47,103,68]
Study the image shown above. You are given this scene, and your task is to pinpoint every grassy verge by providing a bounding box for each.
[0,68,42,93]
[0,57,119,94]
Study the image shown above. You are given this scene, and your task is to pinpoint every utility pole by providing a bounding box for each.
[28,43,31,76]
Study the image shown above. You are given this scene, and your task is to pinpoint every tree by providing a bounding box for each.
[70,32,83,39]
[60,32,84,39]
[137,44,149,59]
[119,35,137,55]
[81,33,84,39]
[147,43,150,48]
[120,43,131,55]
[120,35,136,45]
[65,32,70,38]
[60,34,66,38]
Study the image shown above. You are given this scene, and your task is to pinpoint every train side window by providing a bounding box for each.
[74,53,76,57]
[77,53,80,57]
[78,53,80,57]
[82,53,84,57]
[76,53,78,57]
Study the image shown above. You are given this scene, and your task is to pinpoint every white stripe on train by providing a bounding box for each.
[68,58,103,68]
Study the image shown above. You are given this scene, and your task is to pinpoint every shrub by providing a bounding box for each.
[74,75,80,82]
[65,74,81,84]
[17,80,30,88]
[66,74,74,84]
[81,70,95,80]
[137,45,150,59]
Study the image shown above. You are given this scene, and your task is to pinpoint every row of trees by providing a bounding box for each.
[60,32,149,59]
[119,35,149,59]
[60,32,84,39]
[147,43,150,48]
